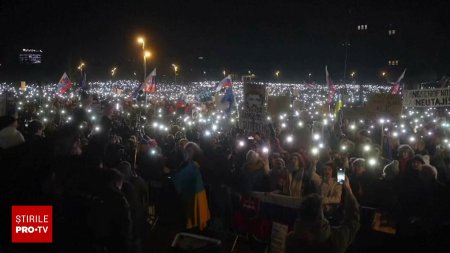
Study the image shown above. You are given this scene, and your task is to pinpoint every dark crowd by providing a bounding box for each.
[1,94,450,253]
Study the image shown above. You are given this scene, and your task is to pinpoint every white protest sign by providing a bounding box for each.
[403,88,450,107]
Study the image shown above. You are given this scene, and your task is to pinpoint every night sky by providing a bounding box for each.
[0,0,449,83]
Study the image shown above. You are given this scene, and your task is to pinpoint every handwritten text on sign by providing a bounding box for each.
[403,88,450,107]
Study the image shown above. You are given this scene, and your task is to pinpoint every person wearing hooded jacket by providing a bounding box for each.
[285,177,360,253]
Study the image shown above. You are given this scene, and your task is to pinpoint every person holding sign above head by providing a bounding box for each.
[285,176,360,253]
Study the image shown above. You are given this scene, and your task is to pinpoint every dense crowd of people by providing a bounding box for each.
[1,81,450,253]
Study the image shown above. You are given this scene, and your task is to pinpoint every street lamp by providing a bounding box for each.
[381,71,387,77]
[111,67,117,77]
[223,70,226,76]
[77,62,85,75]
[172,64,178,84]
[137,37,144,46]
[350,71,356,78]
[342,41,351,81]
[275,70,280,80]
[137,37,147,81]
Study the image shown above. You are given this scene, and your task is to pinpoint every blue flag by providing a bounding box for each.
[221,87,236,113]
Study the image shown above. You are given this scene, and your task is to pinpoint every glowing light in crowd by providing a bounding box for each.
[3,79,450,160]
[286,135,294,143]
[313,133,320,141]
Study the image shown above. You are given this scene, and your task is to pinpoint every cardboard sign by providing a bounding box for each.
[239,83,267,134]
[267,96,290,117]
[403,88,450,107]
[270,222,289,253]
[366,94,402,119]
[20,81,27,92]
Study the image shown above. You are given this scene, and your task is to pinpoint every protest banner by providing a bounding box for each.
[269,222,289,253]
[267,96,290,117]
[239,83,267,134]
[366,94,402,119]
[403,88,450,107]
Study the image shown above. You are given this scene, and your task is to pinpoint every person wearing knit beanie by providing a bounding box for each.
[383,160,399,180]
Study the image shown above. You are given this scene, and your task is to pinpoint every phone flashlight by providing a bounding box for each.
[337,168,345,184]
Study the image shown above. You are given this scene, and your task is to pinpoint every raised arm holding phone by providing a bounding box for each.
[285,176,360,253]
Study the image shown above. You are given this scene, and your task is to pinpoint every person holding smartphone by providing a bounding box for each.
[285,177,360,253]
[320,162,344,226]
[320,161,343,206]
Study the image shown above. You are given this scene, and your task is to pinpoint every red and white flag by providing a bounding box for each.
[57,72,73,95]
[390,68,406,94]
[215,75,232,92]
[325,66,336,104]
[144,68,157,93]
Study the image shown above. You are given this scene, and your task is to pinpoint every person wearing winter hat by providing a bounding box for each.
[268,157,289,192]
[283,152,321,198]
[411,154,429,172]
[350,158,376,205]
[383,160,400,180]
[320,161,342,205]
[284,152,306,197]
[240,150,270,193]
[397,144,415,176]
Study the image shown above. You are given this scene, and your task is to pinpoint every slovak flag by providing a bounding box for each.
[215,75,232,92]
[133,68,156,98]
[221,87,236,114]
[390,69,406,94]
[58,72,73,95]
[325,66,336,104]
[144,68,157,93]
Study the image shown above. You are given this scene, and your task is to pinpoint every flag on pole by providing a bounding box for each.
[390,69,406,94]
[334,94,343,116]
[79,72,88,91]
[144,68,157,93]
[133,68,156,98]
[221,87,236,114]
[57,72,73,95]
[325,66,336,104]
[215,75,232,92]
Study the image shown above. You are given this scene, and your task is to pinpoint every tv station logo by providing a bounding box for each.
[11,206,52,243]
